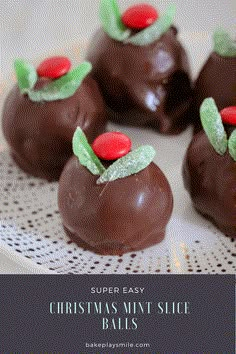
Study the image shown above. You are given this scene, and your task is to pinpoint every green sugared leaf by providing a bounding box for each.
[124,4,176,46]
[97,145,156,184]
[200,98,227,155]
[14,59,38,92]
[99,0,131,41]
[72,127,105,175]
[27,61,92,102]
[213,28,236,57]
[228,129,236,161]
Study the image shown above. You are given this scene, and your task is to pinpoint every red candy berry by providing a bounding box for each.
[92,132,132,160]
[220,106,236,126]
[121,3,158,30]
[37,56,71,79]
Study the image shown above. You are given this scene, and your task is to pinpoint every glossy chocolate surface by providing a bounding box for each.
[86,27,193,134]
[58,157,173,255]
[2,76,107,180]
[191,53,236,132]
[183,128,236,237]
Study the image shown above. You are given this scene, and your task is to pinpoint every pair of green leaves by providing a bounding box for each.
[200,98,236,161]
[99,0,130,41]
[213,28,236,57]
[72,127,156,184]
[14,59,92,102]
[100,0,176,46]
[124,4,176,46]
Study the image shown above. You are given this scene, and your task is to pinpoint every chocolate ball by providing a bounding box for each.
[183,129,236,238]
[191,53,236,132]
[86,27,193,134]
[2,76,107,180]
[58,157,173,255]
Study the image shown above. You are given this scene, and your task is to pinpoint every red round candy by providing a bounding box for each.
[92,132,132,160]
[121,3,158,30]
[37,56,71,79]
[220,106,236,126]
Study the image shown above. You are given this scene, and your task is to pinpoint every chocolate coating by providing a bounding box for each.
[183,129,236,237]
[86,27,193,134]
[2,76,107,180]
[191,53,236,132]
[58,157,173,255]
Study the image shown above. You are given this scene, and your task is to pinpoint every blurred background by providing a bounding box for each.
[1,0,235,78]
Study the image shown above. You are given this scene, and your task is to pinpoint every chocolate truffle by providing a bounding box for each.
[86,1,192,134]
[191,29,236,132]
[183,99,236,238]
[2,58,107,181]
[58,129,173,255]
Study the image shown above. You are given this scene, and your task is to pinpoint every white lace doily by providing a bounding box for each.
[0,147,235,274]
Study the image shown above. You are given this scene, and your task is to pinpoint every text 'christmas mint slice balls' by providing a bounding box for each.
[86,0,193,134]
[2,57,107,181]
[183,98,236,238]
[58,128,173,255]
[191,29,236,132]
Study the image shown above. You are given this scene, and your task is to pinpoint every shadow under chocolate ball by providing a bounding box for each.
[58,157,173,255]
